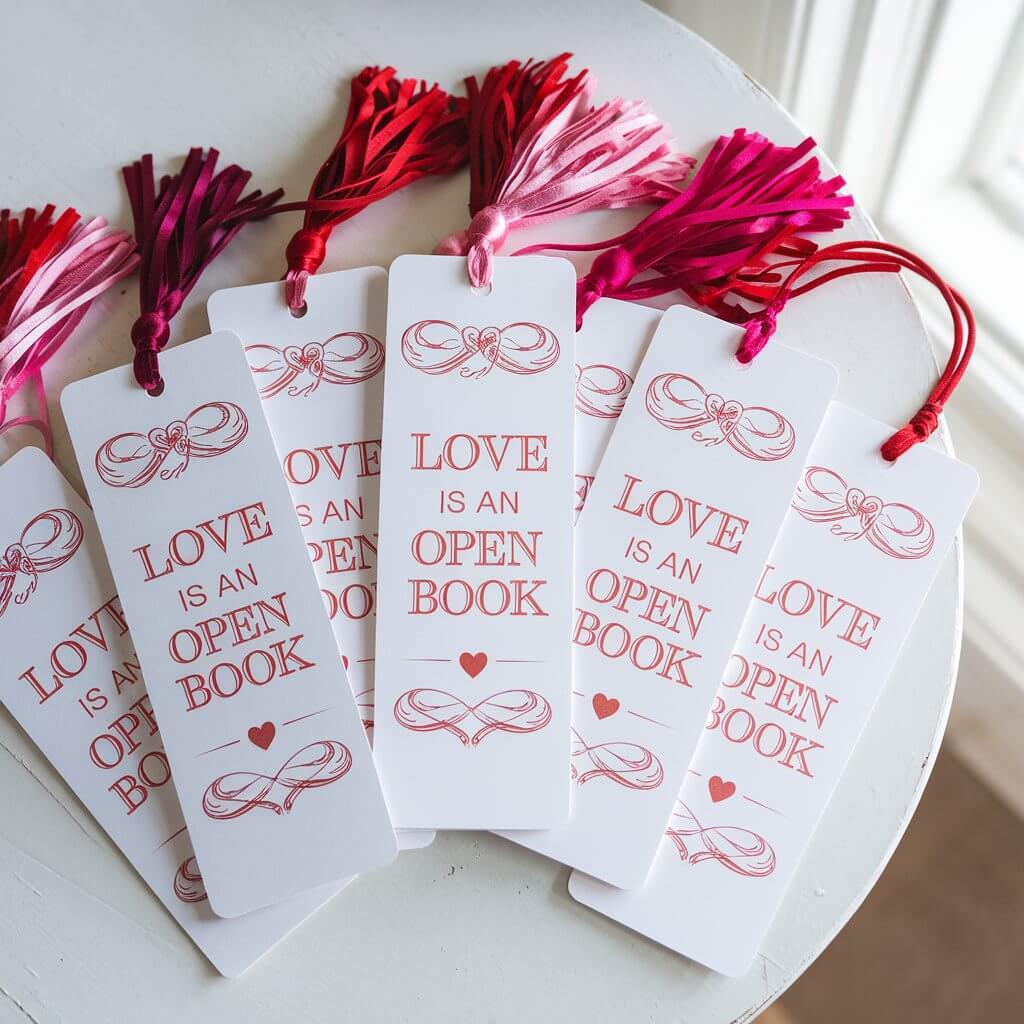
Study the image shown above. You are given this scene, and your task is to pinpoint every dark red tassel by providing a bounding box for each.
[122,148,283,395]
[283,66,469,309]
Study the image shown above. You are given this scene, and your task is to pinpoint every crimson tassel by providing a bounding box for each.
[437,54,693,287]
[562,129,853,327]
[283,66,469,309]
[122,148,283,395]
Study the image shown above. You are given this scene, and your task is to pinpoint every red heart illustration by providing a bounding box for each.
[708,775,736,803]
[247,722,276,751]
[459,652,488,678]
[592,693,620,720]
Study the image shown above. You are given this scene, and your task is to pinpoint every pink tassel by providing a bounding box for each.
[0,207,138,456]
[437,55,694,288]
[530,129,853,327]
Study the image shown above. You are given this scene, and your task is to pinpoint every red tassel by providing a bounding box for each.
[122,148,283,395]
[564,130,853,326]
[283,66,469,309]
[0,206,79,325]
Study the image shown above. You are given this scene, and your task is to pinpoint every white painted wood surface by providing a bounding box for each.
[0,2,964,1021]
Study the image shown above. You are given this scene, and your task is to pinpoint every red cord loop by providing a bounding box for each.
[731,240,973,461]
[576,248,636,327]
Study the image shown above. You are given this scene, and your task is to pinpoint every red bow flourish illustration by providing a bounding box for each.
[1,508,84,617]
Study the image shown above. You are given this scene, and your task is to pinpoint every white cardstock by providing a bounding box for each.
[569,402,978,974]
[502,304,839,888]
[0,448,350,976]
[373,254,577,829]
[61,333,397,917]
[572,299,662,522]
[208,267,433,850]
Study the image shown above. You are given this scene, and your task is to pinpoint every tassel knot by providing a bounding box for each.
[284,228,329,309]
[880,401,943,462]
[576,247,636,326]
[449,54,692,289]
[736,297,785,364]
[464,205,510,288]
[277,66,468,303]
[130,311,172,395]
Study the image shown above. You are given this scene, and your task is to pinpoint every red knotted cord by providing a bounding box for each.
[734,240,974,461]
[280,66,469,309]
[123,148,284,396]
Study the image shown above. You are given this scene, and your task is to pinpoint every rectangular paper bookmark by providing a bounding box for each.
[373,254,576,829]
[569,402,978,974]
[0,448,349,976]
[62,332,397,917]
[501,304,838,888]
[572,300,662,521]
[208,267,432,849]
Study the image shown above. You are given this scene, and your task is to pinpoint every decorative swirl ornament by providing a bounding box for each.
[574,362,633,418]
[94,401,248,489]
[393,688,552,746]
[244,332,385,398]
[645,372,795,462]
[570,729,664,790]
[400,321,559,378]
[202,740,352,820]
[791,465,935,559]
[0,508,84,618]
[172,856,208,904]
[665,802,776,878]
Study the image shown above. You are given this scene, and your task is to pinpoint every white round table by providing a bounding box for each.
[0,2,963,1021]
